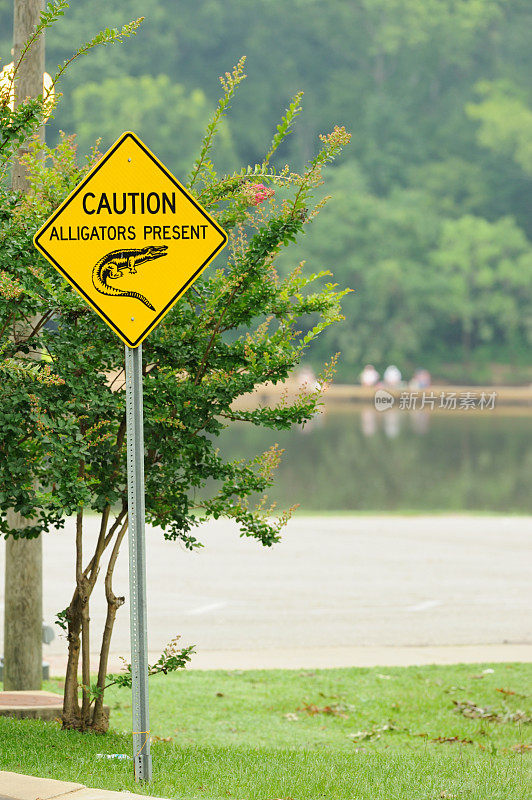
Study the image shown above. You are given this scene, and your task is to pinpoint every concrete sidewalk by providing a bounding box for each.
[154,642,532,670]
[44,642,532,674]
[0,772,166,800]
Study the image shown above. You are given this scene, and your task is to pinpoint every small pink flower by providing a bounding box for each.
[242,182,274,207]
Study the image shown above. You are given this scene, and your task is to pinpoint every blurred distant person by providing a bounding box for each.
[360,364,379,386]
[383,364,402,387]
[409,368,431,389]
[296,365,320,390]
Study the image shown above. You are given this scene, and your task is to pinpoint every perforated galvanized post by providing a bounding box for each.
[125,343,152,782]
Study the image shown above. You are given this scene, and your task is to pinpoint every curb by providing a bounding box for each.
[0,772,168,800]
[0,692,63,722]
[0,693,110,725]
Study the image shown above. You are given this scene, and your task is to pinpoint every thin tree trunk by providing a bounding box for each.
[80,600,91,727]
[61,420,127,731]
[88,505,111,587]
[63,504,89,728]
[63,574,92,728]
[62,506,128,730]
[75,501,91,729]
[91,519,128,732]
[62,589,82,728]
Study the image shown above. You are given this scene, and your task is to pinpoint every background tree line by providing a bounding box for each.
[1,0,530,381]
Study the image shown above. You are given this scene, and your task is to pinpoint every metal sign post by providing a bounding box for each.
[125,343,152,782]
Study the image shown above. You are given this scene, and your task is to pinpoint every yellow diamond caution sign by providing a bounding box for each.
[33,131,228,347]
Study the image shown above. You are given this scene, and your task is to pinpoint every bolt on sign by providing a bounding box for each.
[33,131,228,347]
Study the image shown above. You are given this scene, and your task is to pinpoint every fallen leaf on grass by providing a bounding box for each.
[439,792,458,799]
[470,668,495,679]
[452,699,531,723]
[431,735,473,745]
[496,687,528,698]
[150,735,173,743]
[511,743,532,753]
[348,721,399,742]
[298,702,348,718]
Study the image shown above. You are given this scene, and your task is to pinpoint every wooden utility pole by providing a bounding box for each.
[3,0,45,691]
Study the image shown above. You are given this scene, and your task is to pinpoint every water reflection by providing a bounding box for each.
[217,410,532,513]
[383,409,401,438]
[361,409,432,437]
[410,411,430,435]
[361,408,377,437]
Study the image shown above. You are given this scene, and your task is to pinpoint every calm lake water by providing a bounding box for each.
[217,410,532,513]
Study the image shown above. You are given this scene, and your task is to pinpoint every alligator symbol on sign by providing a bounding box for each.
[91,246,168,311]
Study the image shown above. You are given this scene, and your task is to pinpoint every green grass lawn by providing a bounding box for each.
[1,663,531,799]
